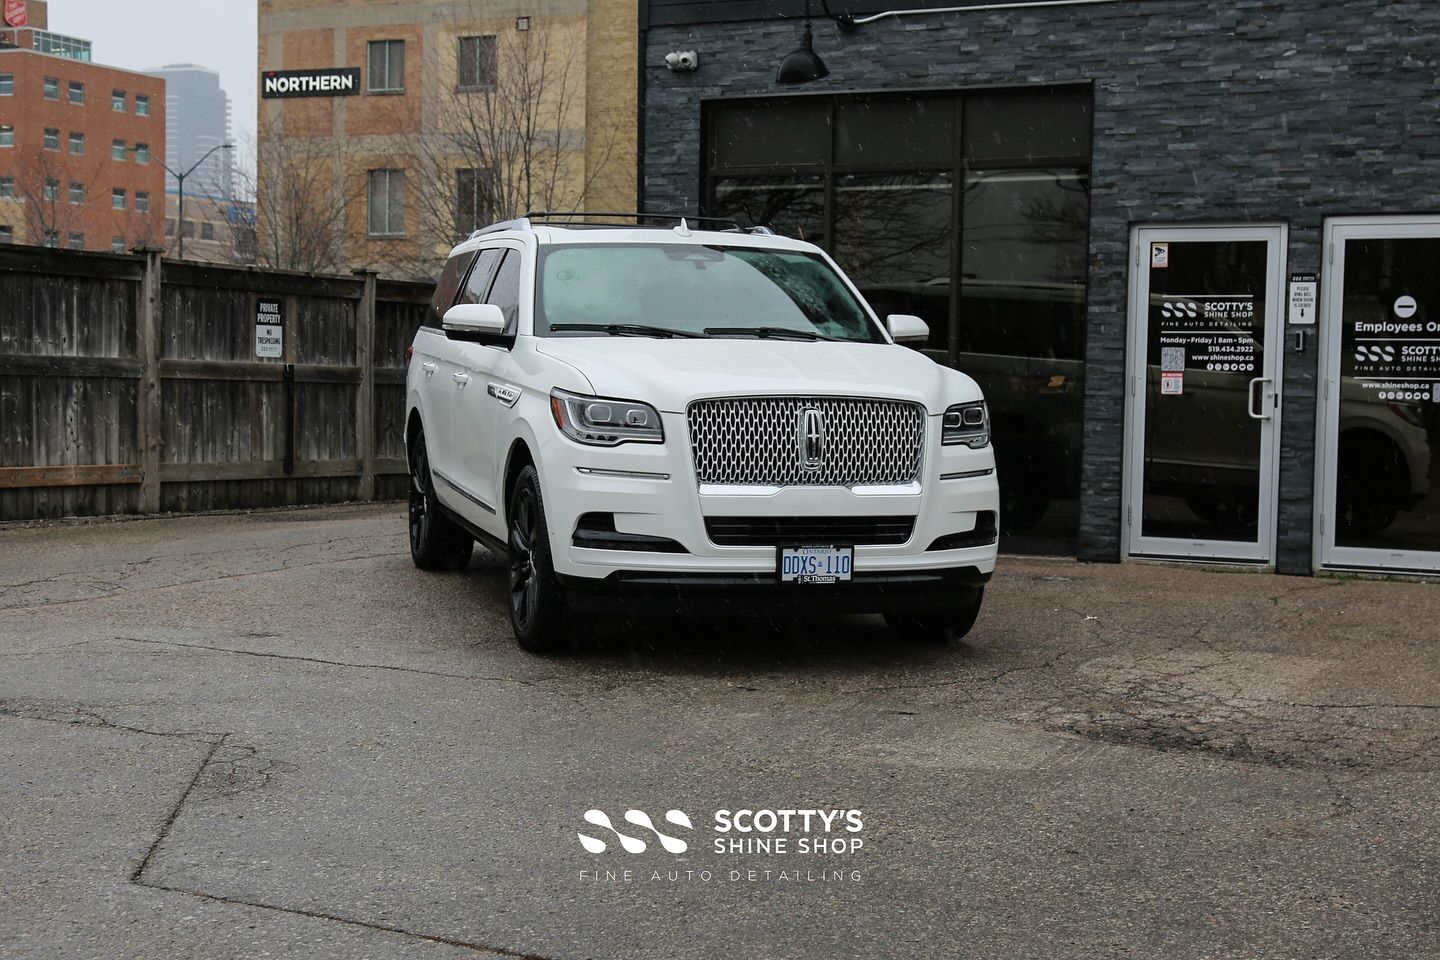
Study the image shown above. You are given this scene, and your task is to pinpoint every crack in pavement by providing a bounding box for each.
[115,636,583,703]
[0,546,410,613]
[135,883,553,959]
[3,698,556,956]
[130,737,226,884]
[0,700,227,742]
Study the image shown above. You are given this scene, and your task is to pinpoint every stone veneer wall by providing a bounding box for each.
[640,0,1440,573]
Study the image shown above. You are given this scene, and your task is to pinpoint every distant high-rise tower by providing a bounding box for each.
[147,63,231,200]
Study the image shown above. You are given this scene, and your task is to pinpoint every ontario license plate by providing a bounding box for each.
[778,546,854,584]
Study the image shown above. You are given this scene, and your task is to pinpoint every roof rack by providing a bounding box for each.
[466,212,778,240]
[468,217,531,240]
[525,211,747,229]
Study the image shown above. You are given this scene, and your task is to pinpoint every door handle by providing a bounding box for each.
[1247,377,1273,420]
[420,361,437,377]
[451,372,470,388]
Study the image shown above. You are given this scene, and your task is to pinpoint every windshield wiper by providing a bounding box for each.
[704,326,838,341]
[548,323,707,339]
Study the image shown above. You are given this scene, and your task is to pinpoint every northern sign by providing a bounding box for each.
[261,68,361,99]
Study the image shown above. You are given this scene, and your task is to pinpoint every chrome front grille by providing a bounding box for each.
[687,397,925,487]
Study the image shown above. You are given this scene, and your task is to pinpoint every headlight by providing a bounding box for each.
[550,388,664,446]
[942,401,990,448]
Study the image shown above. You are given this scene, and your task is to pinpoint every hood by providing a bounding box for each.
[532,337,982,414]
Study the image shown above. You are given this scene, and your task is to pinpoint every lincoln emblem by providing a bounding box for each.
[799,407,825,469]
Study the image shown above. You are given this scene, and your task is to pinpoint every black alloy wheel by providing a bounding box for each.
[506,464,576,653]
[407,427,473,571]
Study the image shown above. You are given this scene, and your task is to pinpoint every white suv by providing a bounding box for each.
[405,214,999,652]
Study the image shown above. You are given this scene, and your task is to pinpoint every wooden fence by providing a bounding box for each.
[0,246,432,521]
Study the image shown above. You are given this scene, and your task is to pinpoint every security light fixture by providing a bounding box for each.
[776,0,829,85]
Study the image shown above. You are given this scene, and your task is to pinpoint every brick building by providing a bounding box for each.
[638,0,1440,578]
[0,0,166,252]
[257,0,637,280]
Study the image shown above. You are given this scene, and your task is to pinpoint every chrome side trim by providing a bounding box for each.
[432,469,496,514]
[575,467,672,481]
[940,469,995,481]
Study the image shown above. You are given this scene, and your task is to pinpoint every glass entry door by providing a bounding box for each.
[1317,217,1440,573]
[1123,225,1287,562]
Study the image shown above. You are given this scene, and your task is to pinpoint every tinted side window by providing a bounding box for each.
[428,251,476,327]
[458,248,503,305]
[486,251,522,335]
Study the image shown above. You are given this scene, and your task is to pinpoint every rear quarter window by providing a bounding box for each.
[427,251,477,327]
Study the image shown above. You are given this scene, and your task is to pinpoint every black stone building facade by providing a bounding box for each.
[637,0,1440,576]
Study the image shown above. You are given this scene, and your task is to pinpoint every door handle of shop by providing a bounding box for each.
[420,362,437,376]
[1247,377,1272,420]
[451,372,470,387]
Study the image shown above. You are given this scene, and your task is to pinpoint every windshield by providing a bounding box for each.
[534,243,885,342]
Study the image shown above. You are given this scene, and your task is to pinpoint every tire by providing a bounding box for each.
[507,464,580,654]
[407,427,474,572]
[885,587,984,643]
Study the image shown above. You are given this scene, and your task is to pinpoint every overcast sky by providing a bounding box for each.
[49,0,259,148]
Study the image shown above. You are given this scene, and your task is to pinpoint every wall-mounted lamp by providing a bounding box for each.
[776,0,829,85]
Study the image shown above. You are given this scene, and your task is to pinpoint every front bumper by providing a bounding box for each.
[558,566,990,617]
[537,409,1001,588]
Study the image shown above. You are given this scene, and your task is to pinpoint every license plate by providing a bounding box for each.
[778,545,854,584]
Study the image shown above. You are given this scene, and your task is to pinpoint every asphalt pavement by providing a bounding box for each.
[1,503,1437,959]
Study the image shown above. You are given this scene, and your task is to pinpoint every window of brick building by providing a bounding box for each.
[111,236,125,253]
[112,90,125,111]
[0,126,13,148]
[457,36,497,91]
[69,131,84,155]
[43,128,59,150]
[68,182,84,204]
[135,94,149,116]
[44,230,59,248]
[112,139,126,161]
[0,74,13,96]
[0,226,13,243]
[133,143,149,164]
[455,168,492,238]
[43,77,58,99]
[43,179,59,201]
[367,168,405,235]
[67,232,84,250]
[68,81,84,105]
[368,40,405,92]
[135,191,149,213]
[0,177,14,198]
[112,188,126,210]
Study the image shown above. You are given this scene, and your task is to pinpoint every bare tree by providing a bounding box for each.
[12,144,103,247]
[394,19,617,277]
[242,115,363,274]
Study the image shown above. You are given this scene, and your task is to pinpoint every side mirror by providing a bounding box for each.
[442,303,506,336]
[886,314,929,344]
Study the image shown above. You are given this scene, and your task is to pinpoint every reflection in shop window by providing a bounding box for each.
[702,86,1093,553]
[1336,237,1440,554]
[712,176,824,246]
[833,172,953,356]
[961,168,1090,542]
